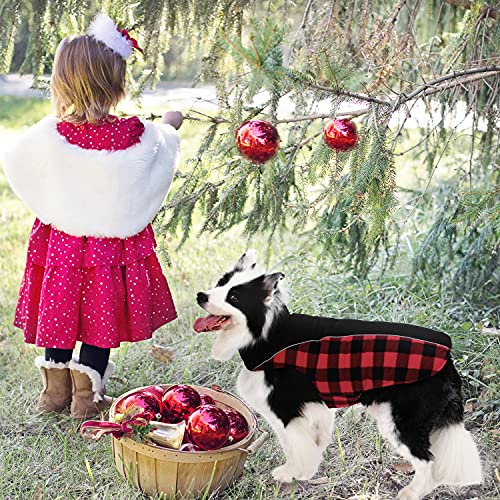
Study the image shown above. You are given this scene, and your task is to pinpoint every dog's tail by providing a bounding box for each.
[430,423,482,486]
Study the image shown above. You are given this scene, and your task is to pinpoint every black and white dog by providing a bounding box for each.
[194,250,482,500]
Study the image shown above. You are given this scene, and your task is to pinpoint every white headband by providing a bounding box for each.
[87,14,135,60]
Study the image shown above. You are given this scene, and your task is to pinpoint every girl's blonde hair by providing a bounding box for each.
[51,35,126,124]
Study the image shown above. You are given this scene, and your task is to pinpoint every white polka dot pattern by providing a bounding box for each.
[56,115,144,151]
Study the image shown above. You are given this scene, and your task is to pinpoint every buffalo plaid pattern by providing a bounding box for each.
[255,334,450,408]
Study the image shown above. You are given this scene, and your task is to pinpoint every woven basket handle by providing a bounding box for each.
[239,431,269,454]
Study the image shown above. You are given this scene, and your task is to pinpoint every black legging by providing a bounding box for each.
[45,344,110,378]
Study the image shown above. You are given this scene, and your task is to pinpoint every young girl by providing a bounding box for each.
[3,14,183,419]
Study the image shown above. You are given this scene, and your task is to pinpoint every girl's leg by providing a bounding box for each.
[36,348,73,413]
[79,343,110,377]
[69,343,114,419]
[45,347,73,363]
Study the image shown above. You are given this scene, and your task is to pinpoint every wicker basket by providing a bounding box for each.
[110,384,264,498]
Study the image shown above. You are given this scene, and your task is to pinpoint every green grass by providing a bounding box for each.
[0,98,498,499]
[0,96,52,128]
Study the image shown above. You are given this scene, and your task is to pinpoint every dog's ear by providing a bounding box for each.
[234,249,258,272]
[263,272,285,304]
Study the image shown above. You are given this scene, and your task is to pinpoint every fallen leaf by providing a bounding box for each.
[34,486,43,500]
[392,461,414,474]
[481,326,499,336]
[150,344,174,364]
[307,476,329,485]
[464,400,475,412]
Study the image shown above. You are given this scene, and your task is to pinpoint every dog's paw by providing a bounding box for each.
[295,469,317,481]
[397,486,421,500]
[272,465,295,483]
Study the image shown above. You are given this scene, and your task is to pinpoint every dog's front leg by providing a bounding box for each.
[272,403,334,483]
[272,416,326,482]
[238,369,332,483]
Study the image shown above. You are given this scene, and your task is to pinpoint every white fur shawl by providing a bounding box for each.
[3,116,180,238]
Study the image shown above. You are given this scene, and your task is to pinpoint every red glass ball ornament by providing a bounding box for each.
[179,430,204,452]
[161,385,201,423]
[141,385,165,399]
[235,120,280,164]
[199,394,215,406]
[187,405,231,450]
[116,391,163,421]
[323,119,358,152]
[224,409,249,444]
[179,442,201,452]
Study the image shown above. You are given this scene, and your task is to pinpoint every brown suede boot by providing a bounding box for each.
[35,357,72,413]
[69,359,115,419]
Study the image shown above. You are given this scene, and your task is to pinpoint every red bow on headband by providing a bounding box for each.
[117,27,144,55]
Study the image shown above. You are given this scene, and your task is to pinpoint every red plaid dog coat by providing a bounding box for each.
[244,315,452,408]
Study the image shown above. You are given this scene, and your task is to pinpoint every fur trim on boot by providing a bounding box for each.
[35,356,72,413]
[69,359,115,419]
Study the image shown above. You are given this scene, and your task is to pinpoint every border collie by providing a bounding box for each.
[194,250,482,500]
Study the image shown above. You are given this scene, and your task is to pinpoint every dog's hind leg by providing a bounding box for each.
[272,402,334,483]
[429,423,482,487]
[397,459,435,500]
[366,402,437,500]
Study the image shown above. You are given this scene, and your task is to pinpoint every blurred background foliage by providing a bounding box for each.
[0,0,498,308]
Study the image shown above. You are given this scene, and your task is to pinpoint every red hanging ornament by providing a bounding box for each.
[199,394,215,406]
[161,385,201,423]
[187,405,231,450]
[224,409,249,444]
[323,119,359,152]
[114,391,163,422]
[235,120,280,164]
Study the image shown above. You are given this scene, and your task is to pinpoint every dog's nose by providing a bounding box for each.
[197,292,208,305]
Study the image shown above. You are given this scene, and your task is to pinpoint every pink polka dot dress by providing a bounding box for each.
[14,116,177,349]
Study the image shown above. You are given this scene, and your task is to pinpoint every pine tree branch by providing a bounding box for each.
[284,129,324,152]
[140,67,499,133]
[162,180,225,210]
[306,86,391,105]
[442,0,497,19]
[275,108,370,124]
[145,112,229,124]
[294,0,314,38]
[390,69,499,149]
[308,66,500,107]
[401,66,500,101]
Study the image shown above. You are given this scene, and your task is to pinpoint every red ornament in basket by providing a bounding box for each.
[224,408,249,444]
[114,390,164,422]
[162,385,201,423]
[187,405,231,450]
[199,393,215,406]
[141,385,166,399]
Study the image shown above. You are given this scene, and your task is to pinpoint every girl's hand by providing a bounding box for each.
[162,111,183,130]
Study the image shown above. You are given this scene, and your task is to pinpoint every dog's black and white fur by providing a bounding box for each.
[195,250,482,499]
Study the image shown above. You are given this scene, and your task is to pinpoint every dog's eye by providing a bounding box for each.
[228,294,238,303]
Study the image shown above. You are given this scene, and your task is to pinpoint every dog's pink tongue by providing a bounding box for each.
[194,315,223,333]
